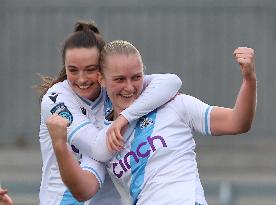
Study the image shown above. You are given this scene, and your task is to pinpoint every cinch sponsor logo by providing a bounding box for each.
[112,135,167,178]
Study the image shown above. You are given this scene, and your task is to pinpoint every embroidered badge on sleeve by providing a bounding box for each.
[50,103,73,126]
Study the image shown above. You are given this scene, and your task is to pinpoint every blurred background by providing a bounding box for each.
[1,0,276,204]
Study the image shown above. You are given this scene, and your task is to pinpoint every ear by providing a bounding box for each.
[97,72,106,87]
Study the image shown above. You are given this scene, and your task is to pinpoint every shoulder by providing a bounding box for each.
[165,94,199,109]
[161,94,209,120]
[40,81,80,118]
[45,80,72,96]
[41,81,76,105]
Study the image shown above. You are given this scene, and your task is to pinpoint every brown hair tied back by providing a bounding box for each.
[74,21,100,34]
[36,20,105,100]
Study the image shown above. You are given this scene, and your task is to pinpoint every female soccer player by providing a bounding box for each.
[38,22,182,205]
[47,40,256,205]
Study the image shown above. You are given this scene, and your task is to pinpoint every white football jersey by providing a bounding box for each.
[39,74,182,205]
[82,94,213,205]
[39,80,120,205]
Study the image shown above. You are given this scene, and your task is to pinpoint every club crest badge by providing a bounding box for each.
[50,103,73,126]
[139,117,154,129]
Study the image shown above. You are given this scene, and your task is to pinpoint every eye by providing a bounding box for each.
[68,68,78,74]
[86,66,99,73]
[114,77,124,82]
[133,75,142,81]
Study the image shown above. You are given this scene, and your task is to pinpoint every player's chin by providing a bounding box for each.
[77,90,91,98]
[77,86,99,99]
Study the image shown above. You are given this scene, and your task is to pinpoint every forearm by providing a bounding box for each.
[211,75,257,135]
[232,74,257,132]
[121,73,182,122]
[52,142,99,201]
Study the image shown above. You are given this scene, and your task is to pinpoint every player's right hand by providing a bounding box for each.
[106,115,128,152]
[233,47,255,78]
[46,113,69,146]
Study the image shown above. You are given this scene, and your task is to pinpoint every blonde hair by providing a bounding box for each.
[100,40,143,71]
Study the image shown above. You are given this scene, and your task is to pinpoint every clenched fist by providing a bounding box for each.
[233,47,255,78]
[46,113,69,147]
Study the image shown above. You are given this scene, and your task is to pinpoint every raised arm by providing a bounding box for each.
[46,114,100,201]
[210,47,257,135]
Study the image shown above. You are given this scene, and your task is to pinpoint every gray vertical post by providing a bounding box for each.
[219,182,234,205]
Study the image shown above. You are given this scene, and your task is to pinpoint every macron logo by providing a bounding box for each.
[112,135,167,178]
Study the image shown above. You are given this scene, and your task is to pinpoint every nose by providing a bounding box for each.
[124,80,135,92]
[77,71,87,84]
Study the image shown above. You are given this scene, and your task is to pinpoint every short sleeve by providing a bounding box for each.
[41,90,99,152]
[174,94,213,136]
[80,154,107,188]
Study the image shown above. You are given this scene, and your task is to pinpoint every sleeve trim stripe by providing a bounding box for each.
[81,166,103,188]
[68,121,91,144]
[204,106,212,136]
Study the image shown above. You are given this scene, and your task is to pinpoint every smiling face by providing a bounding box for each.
[65,47,101,101]
[100,53,144,117]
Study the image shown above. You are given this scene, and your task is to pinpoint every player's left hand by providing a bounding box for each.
[233,47,255,78]
[106,115,128,152]
[0,189,13,205]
